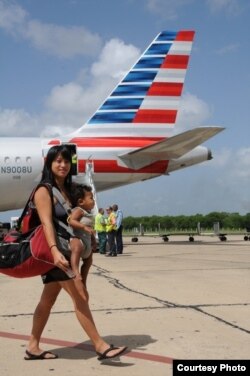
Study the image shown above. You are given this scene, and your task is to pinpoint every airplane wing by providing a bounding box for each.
[118,126,224,170]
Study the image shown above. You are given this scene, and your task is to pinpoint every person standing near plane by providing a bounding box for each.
[105,206,117,257]
[94,208,107,254]
[112,204,124,254]
[25,145,127,361]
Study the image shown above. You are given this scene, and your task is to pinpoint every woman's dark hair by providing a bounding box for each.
[71,184,92,207]
[41,145,73,190]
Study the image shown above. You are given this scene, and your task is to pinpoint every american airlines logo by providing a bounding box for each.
[1,166,32,174]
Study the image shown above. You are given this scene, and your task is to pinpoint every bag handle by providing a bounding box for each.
[17,183,53,230]
[17,183,74,237]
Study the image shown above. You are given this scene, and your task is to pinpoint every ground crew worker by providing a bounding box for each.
[94,208,107,254]
[105,206,117,257]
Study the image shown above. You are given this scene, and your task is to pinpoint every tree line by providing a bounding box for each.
[123,212,250,232]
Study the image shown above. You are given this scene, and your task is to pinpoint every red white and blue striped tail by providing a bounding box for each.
[78,30,195,138]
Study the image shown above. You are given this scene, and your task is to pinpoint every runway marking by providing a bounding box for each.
[0,331,173,365]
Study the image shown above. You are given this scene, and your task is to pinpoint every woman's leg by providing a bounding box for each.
[61,279,126,357]
[27,282,61,356]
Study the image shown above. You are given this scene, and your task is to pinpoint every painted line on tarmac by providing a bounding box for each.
[0,331,172,364]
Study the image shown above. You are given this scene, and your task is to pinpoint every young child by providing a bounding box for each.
[68,184,96,280]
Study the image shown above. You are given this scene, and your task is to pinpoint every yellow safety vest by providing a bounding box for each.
[94,213,106,232]
[106,212,116,232]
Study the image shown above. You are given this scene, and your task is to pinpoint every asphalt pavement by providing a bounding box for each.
[1,234,249,376]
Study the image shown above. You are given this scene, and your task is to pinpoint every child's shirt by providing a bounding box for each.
[71,207,94,259]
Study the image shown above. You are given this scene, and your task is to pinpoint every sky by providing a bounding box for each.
[0,0,250,220]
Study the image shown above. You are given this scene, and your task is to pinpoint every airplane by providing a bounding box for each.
[130,221,250,243]
[0,30,224,214]
[197,222,250,242]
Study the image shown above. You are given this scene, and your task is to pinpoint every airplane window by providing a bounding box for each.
[15,157,21,164]
[4,157,10,164]
[26,157,31,163]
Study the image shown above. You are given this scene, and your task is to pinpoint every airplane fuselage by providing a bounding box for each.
[0,136,210,211]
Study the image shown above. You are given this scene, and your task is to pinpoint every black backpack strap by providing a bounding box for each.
[52,187,74,237]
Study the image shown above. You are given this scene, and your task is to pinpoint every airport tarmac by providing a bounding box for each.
[0,235,249,376]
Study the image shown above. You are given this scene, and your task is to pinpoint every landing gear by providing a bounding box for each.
[219,234,227,241]
[162,235,169,242]
[131,237,138,242]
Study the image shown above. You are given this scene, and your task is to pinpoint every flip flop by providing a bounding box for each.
[96,345,127,361]
[24,350,58,360]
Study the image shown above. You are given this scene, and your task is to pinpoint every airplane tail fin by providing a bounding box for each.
[74,30,195,138]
